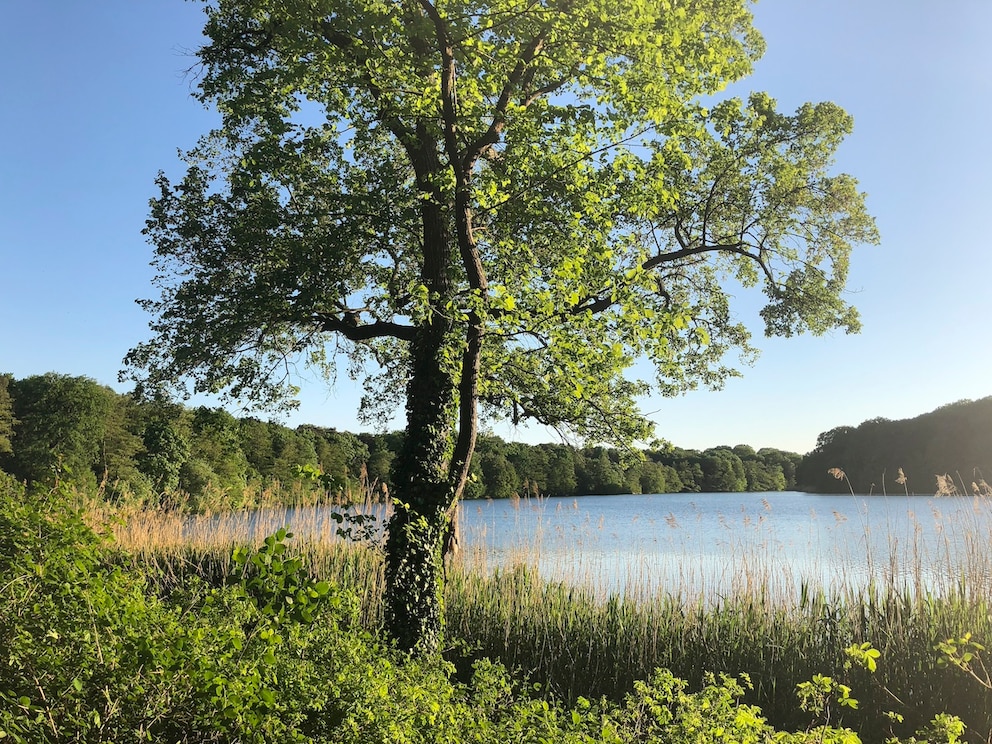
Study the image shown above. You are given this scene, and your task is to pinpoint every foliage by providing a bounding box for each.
[0,472,929,744]
[937,633,992,691]
[122,0,877,437]
[647,444,798,492]
[443,564,992,742]
[798,397,992,494]
[0,473,192,741]
[0,374,15,456]
[0,372,803,507]
[139,417,190,494]
[3,373,116,488]
[121,0,877,648]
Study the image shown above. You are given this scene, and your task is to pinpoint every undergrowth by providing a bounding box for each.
[0,472,984,742]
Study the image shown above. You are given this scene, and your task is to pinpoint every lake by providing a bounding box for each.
[452,491,992,600]
[221,491,992,602]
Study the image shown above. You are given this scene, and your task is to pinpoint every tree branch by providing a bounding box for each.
[463,26,550,167]
[314,312,416,341]
[315,21,422,160]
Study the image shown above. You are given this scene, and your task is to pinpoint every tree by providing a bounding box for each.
[542,444,578,497]
[0,374,15,458]
[733,444,786,491]
[7,374,121,487]
[303,426,369,495]
[180,407,251,501]
[699,447,746,492]
[757,447,801,489]
[139,419,191,495]
[633,459,681,495]
[577,446,628,495]
[124,0,877,651]
[797,399,992,494]
[358,431,402,490]
[477,437,519,499]
[95,391,148,499]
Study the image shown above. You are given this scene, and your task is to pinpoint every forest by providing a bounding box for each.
[2,371,986,504]
[0,372,801,506]
[797,397,992,495]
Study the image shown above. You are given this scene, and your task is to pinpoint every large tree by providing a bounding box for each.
[125,0,877,651]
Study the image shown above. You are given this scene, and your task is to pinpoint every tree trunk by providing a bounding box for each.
[384,316,457,653]
[382,113,485,652]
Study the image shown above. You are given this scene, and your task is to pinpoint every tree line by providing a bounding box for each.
[468,439,801,498]
[797,397,992,494]
[0,372,801,505]
[5,372,984,503]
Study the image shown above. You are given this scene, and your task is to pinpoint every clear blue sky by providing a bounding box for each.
[2,1,990,455]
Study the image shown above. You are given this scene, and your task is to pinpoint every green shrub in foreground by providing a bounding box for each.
[0,474,195,741]
[0,472,971,743]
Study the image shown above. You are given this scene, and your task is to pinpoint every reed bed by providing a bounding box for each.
[101,500,389,626]
[94,491,992,742]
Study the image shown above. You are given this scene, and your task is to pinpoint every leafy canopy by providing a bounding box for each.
[125,0,877,444]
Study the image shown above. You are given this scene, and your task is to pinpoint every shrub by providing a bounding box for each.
[0,472,972,743]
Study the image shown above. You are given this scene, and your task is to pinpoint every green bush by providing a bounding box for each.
[0,472,194,741]
[0,472,973,743]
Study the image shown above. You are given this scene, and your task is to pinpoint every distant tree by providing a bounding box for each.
[506,441,548,497]
[814,426,856,452]
[732,444,785,491]
[139,419,190,494]
[652,446,705,493]
[267,426,318,484]
[180,407,251,499]
[125,0,877,651]
[542,444,578,497]
[96,392,147,498]
[358,432,403,491]
[477,438,519,500]
[577,447,628,495]
[238,417,276,479]
[757,448,801,489]
[634,459,680,495]
[699,447,747,492]
[7,374,117,487]
[732,444,757,460]
[799,399,992,494]
[0,374,15,458]
[304,427,369,495]
[742,459,786,492]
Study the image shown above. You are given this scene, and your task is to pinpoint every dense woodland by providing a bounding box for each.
[0,372,988,504]
[0,372,800,505]
[797,397,992,494]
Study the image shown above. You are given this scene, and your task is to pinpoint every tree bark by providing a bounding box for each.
[382,129,462,653]
[383,316,456,653]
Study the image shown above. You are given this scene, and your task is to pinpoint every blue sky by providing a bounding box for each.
[2,1,990,455]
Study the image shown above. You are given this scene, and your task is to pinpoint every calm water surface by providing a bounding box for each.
[452,491,992,599]
[234,491,992,601]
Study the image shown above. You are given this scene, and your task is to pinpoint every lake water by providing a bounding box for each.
[453,491,992,601]
[231,491,992,602]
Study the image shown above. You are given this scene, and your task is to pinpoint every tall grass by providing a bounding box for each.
[102,499,389,626]
[96,488,992,742]
[444,565,992,739]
